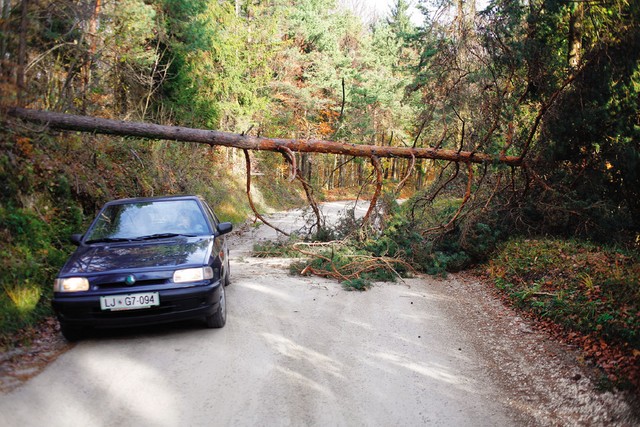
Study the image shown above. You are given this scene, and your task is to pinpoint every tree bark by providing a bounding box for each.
[17,0,28,106]
[8,107,523,166]
[568,2,583,69]
[82,0,101,113]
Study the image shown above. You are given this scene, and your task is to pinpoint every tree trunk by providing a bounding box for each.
[1,0,12,70]
[416,159,424,189]
[17,0,27,106]
[8,107,524,166]
[82,0,101,113]
[568,3,583,69]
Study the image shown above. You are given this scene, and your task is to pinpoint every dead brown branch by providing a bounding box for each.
[519,71,581,161]
[482,172,503,212]
[295,168,323,233]
[243,149,290,236]
[395,153,415,195]
[423,162,474,235]
[433,117,449,151]
[278,146,297,182]
[431,161,460,202]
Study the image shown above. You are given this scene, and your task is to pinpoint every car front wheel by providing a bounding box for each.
[205,285,226,328]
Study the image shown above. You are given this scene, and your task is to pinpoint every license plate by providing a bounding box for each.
[100,292,160,311]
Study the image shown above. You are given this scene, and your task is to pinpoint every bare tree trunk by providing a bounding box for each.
[300,153,312,183]
[392,158,398,181]
[82,0,101,113]
[416,159,424,189]
[8,107,524,166]
[568,3,583,69]
[0,0,11,69]
[456,0,465,39]
[16,0,27,106]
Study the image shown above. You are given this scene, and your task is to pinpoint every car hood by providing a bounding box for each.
[60,237,214,275]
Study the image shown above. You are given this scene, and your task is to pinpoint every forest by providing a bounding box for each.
[0,0,639,389]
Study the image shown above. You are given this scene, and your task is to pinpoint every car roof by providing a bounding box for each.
[103,195,205,206]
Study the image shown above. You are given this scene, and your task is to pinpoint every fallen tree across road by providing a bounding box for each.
[8,107,523,166]
[7,106,525,234]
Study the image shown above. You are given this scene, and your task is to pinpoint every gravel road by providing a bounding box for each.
[0,201,637,426]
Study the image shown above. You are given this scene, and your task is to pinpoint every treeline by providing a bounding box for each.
[3,0,427,189]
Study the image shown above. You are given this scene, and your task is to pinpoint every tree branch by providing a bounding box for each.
[395,153,415,195]
[243,149,290,236]
[295,168,323,233]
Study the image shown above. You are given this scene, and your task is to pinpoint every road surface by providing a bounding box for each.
[0,202,635,426]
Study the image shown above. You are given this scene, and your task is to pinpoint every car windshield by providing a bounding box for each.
[84,200,209,243]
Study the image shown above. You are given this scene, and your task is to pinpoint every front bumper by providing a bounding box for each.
[52,281,222,329]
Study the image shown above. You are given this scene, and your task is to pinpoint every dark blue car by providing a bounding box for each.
[52,195,233,341]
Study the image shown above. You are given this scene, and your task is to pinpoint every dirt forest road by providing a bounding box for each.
[0,201,636,426]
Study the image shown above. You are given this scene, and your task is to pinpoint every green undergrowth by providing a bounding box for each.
[487,238,640,350]
[0,129,302,346]
[292,244,408,291]
[253,239,305,258]
[254,238,409,291]
[0,203,82,343]
[486,238,640,390]
[362,195,501,277]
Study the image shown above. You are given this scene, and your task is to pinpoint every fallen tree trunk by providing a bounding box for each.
[8,107,523,166]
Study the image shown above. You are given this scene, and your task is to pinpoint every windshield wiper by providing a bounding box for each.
[85,237,134,244]
[136,233,196,240]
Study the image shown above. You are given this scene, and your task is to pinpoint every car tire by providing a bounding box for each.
[60,323,86,342]
[223,264,230,287]
[223,270,230,287]
[205,285,226,328]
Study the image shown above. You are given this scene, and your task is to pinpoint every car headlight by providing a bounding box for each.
[54,277,90,292]
[173,267,213,283]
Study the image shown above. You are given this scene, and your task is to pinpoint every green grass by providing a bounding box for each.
[3,282,41,314]
[0,203,79,346]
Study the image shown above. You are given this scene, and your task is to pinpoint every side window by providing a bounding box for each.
[202,201,219,228]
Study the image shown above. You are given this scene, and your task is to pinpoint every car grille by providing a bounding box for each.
[96,278,167,290]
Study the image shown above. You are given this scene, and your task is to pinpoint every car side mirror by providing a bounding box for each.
[70,234,83,245]
[216,222,233,236]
